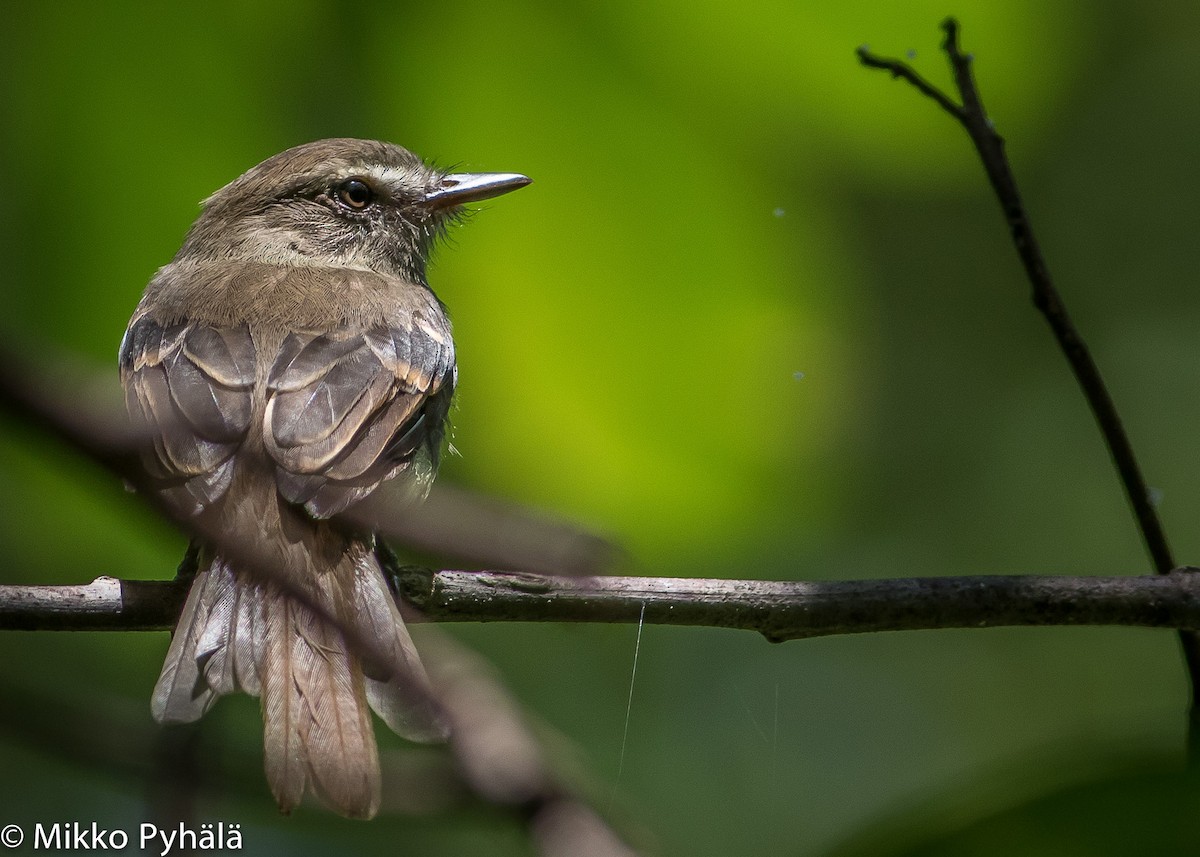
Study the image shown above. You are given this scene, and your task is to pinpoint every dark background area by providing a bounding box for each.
[3,2,1200,854]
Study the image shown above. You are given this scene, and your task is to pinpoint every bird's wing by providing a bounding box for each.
[120,316,257,514]
[264,317,456,518]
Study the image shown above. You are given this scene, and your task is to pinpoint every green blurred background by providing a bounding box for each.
[4,1,1200,854]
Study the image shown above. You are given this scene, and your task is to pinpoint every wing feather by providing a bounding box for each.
[120,317,256,511]
[121,293,455,520]
[265,316,455,518]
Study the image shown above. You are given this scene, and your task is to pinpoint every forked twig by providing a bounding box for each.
[858,17,1200,745]
[858,19,1172,574]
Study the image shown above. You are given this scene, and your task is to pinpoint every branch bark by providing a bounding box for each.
[6,570,1200,642]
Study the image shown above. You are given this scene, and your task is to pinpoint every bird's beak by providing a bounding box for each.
[425,172,532,208]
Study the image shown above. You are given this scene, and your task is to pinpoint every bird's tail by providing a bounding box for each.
[151,535,446,819]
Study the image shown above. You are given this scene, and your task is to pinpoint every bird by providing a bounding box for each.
[118,138,530,818]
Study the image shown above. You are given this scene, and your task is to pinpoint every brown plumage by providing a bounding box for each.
[119,139,530,818]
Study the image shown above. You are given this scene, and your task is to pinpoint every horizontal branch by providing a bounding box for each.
[6,570,1200,641]
[0,577,185,631]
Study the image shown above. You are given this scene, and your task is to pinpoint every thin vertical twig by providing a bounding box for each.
[858,18,1200,750]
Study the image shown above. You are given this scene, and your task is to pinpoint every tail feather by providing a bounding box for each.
[152,558,236,721]
[354,550,448,742]
[153,539,443,819]
[262,591,308,814]
[197,566,242,696]
[289,603,380,818]
[233,583,263,696]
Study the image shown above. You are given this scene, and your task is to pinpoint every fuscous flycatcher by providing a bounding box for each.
[119,138,529,818]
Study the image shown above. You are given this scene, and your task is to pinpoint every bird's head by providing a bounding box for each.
[179,138,530,282]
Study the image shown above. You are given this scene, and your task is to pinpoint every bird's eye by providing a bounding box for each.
[336,179,375,210]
